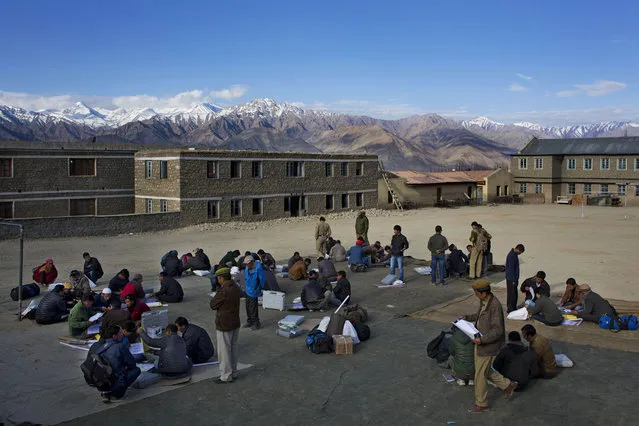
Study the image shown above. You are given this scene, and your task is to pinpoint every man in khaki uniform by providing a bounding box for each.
[469,222,491,279]
[463,280,517,413]
[314,216,332,257]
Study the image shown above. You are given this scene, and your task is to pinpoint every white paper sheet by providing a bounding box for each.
[137,363,155,372]
[129,342,144,355]
[193,270,210,276]
[59,342,90,351]
[86,324,101,335]
[452,319,482,339]
[562,318,583,326]
[89,312,103,322]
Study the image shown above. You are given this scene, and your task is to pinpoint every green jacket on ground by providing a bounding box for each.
[68,302,95,337]
[449,327,475,376]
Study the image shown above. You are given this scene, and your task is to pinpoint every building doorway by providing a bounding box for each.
[496,185,501,196]
[436,187,442,201]
[290,196,300,217]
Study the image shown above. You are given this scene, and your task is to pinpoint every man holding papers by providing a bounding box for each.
[462,280,518,413]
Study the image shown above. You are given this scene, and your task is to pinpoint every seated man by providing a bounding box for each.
[371,241,384,263]
[69,270,93,299]
[347,240,371,268]
[329,240,347,262]
[329,270,351,306]
[326,237,337,254]
[526,287,564,327]
[131,273,148,298]
[218,249,241,269]
[155,272,184,303]
[83,252,104,283]
[520,271,551,305]
[287,251,302,271]
[493,331,539,390]
[62,282,76,308]
[377,245,392,266]
[288,258,311,281]
[185,248,211,272]
[318,256,338,282]
[161,250,183,278]
[570,284,616,323]
[32,258,58,285]
[68,294,99,338]
[301,270,331,312]
[93,288,116,311]
[559,278,584,311]
[109,269,130,294]
[135,324,193,388]
[257,249,276,272]
[124,294,150,322]
[175,317,215,364]
[521,324,557,379]
[86,324,141,403]
[121,320,146,362]
[100,299,131,336]
[35,285,69,324]
[446,244,469,278]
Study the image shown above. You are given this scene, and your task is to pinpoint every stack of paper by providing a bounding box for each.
[89,312,103,322]
[129,342,144,355]
[452,319,482,339]
[86,323,101,335]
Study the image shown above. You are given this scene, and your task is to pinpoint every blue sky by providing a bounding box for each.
[1,0,638,124]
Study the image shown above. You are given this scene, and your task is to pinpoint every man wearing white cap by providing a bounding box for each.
[93,287,115,311]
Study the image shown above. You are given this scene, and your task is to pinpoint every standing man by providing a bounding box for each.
[83,252,103,284]
[314,216,332,257]
[469,222,490,279]
[462,280,518,413]
[505,244,525,313]
[243,256,265,330]
[390,225,409,282]
[427,225,448,286]
[210,268,241,384]
[355,211,369,243]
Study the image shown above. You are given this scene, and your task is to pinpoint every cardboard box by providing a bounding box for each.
[333,335,353,355]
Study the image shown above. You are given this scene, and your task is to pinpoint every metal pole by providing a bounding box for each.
[0,222,25,321]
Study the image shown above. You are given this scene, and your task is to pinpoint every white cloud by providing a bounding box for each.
[211,85,248,100]
[508,83,529,92]
[0,91,88,110]
[486,106,639,126]
[288,99,424,118]
[515,73,533,81]
[556,80,627,97]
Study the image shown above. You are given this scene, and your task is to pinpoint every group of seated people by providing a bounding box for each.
[301,267,352,311]
[449,324,557,389]
[85,315,215,403]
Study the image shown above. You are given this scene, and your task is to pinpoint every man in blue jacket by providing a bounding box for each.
[505,244,525,313]
[347,240,371,267]
[243,256,265,331]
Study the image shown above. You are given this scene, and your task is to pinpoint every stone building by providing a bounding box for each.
[510,137,639,205]
[0,142,135,219]
[134,149,379,224]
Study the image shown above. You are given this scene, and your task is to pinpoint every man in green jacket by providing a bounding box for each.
[68,294,99,338]
[355,211,369,243]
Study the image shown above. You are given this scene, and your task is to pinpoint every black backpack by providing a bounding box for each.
[427,331,452,363]
[10,283,40,301]
[352,321,370,342]
[81,343,116,390]
[305,328,334,354]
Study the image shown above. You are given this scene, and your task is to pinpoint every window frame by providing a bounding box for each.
[567,183,576,195]
[355,192,364,207]
[252,198,263,215]
[230,161,242,179]
[0,158,13,178]
[230,199,242,217]
[617,158,627,170]
[519,158,527,169]
[618,184,626,195]
[600,184,609,194]
[567,158,576,170]
[160,161,168,179]
[635,158,639,171]
[207,161,218,179]
[600,158,610,170]
[355,162,364,176]
[0,201,14,218]
[635,185,639,197]
[69,198,96,216]
[583,183,592,195]
[160,199,168,213]
[520,183,527,194]
[583,158,593,170]
[69,158,97,177]
[340,162,349,177]
[325,162,334,177]
[146,199,153,213]
[534,158,543,169]
[144,160,152,179]
[207,200,219,219]
[286,161,304,177]
[251,161,262,178]
[325,194,334,210]
[535,183,542,194]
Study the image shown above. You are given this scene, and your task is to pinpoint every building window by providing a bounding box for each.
[160,199,168,212]
[146,199,153,213]
[584,158,593,170]
[70,198,96,216]
[286,161,304,177]
[325,162,334,177]
[635,185,639,197]
[535,184,542,193]
[567,158,576,170]
[300,196,307,211]
[325,194,334,210]
[600,158,610,170]
[340,162,349,176]
[355,162,364,176]
[618,184,626,195]
[252,161,262,178]
[584,184,592,195]
[600,184,608,194]
[520,183,527,194]
[635,158,639,170]
[356,192,364,207]
[230,161,241,178]
[143,160,152,179]
[231,200,242,217]
[252,198,263,215]
[567,183,576,195]
[207,200,219,218]
[207,161,218,178]
[0,201,13,218]
[70,158,96,176]
[534,158,543,169]
[283,197,290,212]
[341,193,349,208]
[617,158,627,170]
[0,158,12,177]
[519,158,527,169]
[160,161,168,179]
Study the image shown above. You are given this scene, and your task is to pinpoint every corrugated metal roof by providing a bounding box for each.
[518,137,639,156]
[393,170,492,185]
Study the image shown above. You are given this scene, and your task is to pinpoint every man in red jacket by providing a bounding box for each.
[124,294,150,322]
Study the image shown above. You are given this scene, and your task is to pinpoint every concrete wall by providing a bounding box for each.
[0,212,181,240]
[378,178,475,208]
[484,168,513,202]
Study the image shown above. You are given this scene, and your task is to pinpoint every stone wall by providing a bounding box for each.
[0,212,181,240]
